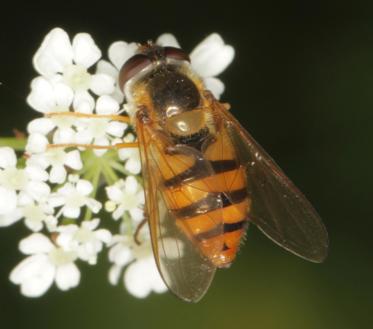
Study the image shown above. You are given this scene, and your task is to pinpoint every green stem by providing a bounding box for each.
[0,137,26,151]
[83,167,101,221]
[102,163,119,185]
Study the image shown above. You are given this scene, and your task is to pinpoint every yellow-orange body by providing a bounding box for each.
[118,42,328,302]
[124,58,250,267]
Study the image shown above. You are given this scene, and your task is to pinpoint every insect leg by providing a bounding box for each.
[133,217,148,245]
[47,142,138,150]
[45,112,131,124]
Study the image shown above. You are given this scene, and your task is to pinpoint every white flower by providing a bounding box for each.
[33,27,114,97]
[49,176,102,219]
[27,76,74,114]
[25,133,49,153]
[0,147,19,217]
[96,41,138,103]
[10,233,80,297]
[74,95,127,156]
[117,133,141,175]
[26,77,77,144]
[0,163,50,201]
[108,234,167,298]
[0,210,22,228]
[18,192,57,232]
[56,219,112,265]
[156,33,180,48]
[29,149,82,184]
[0,147,50,227]
[105,176,144,221]
[124,256,166,298]
[190,33,235,99]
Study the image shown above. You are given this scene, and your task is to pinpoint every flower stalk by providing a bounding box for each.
[0,137,26,150]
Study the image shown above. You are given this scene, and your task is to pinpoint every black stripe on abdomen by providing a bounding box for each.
[174,188,248,219]
[210,160,238,174]
[164,159,238,188]
[195,219,248,241]
[223,220,248,233]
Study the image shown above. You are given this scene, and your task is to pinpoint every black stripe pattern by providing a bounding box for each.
[174,188,248,219]
[163,141,248,252]
[195,219,248,242]
[164,159,239,188]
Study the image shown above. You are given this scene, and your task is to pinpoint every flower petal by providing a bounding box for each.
[129,208,144,223]
[20,267,55,297]
[55,263,80,290]
[10,254,55,297]
[0,187,17,215]
[33,27,73,77]
[53,127,76,144]
[63,206,81,219]
[92,138,109,157]
[48,193,66,208]
[107,121,127,137]
[109,264,122,285]
[0,209,22,227]
[24,218,43,232]
[124,260,151,298]
[10,255,47,283]
[125,156,142,175]
[124,257,166,298]
[190,33,235,77]
[156,33,181,48]
[86,199,102,213]
[50,165,67,184]
[0,147,17,168]
[112,205,125,220]
[64,150,83,170]
[108,41,138,70]
[19,233,54,254]
[72,33,101,68]
[27,77,55,113]
[96,60,118,78]
[95,95,119,115]
[125,176,138,194]
[95,229,112,244]
[73,90,95,114]
[82,217,100,230]
[203,77,225,99]
[25,165,49,182]
[27,118,55,135]
[108,241,132,265]
[76,180,93,195]
[54,83,74,108]
[90,74,115,96]
[26,181,50,200]
[26,134,48,154]
[106,184,123,203]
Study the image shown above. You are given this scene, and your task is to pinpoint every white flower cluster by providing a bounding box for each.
[0,28,234,299]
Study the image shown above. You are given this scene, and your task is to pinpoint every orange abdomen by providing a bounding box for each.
[162,159,250,267]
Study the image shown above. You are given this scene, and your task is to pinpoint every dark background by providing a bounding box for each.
[0,1,372,328]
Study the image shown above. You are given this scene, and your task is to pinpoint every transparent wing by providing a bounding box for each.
[211,99,329,263]
[136,117,221,302]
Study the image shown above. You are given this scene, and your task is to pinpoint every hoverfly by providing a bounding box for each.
[114,41,328,302]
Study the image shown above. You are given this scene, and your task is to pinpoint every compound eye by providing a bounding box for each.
[119,54,152,91]
[164,47,190,62]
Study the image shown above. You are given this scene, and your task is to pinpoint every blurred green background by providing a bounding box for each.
[0,1,372,328]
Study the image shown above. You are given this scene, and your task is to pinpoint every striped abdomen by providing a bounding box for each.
[161,132,251,268]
